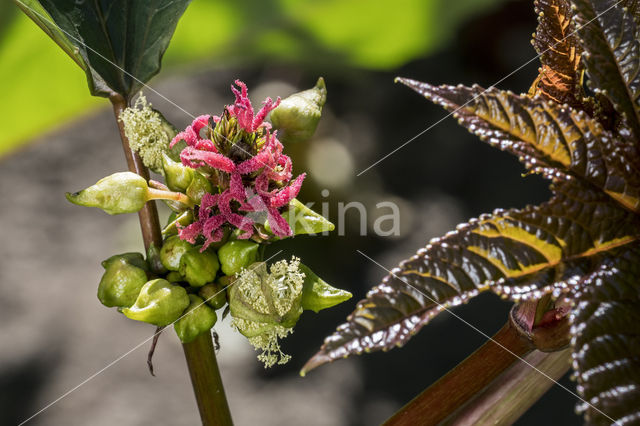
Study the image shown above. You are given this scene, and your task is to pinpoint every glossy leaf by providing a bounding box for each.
[570,243,640,425]
[531,0,585,109]
[16,0,191,98]
[571,0,640,138]
[396,79,640,213]
[302,180,640,374]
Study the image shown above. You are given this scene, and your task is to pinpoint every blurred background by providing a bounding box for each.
[0,0,581,424]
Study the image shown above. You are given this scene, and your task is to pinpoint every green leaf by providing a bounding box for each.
[302,180,640,374]
[265,198,335,236]
[531,0,586,110]
[571,0,640,138]
[12,0,87,71]
[300,264,351,314]
[396,79,640,213]
[16,0,192,98]
[570,243,640,425]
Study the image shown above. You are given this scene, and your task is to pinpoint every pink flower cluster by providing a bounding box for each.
[169,80,305,249]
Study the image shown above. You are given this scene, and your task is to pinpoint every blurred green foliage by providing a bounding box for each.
[0,0,503,157]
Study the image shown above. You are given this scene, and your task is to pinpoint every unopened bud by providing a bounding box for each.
[198,282,228,310]
[299,264,351,313]
[122,279,190,326]
[174,294,218,343]
[66,172,149,215]
[270,77,326,143]
[186,172,213,205]
[217,240,260,276]
[162,153,194,192]
[160,235,194,271]
[98,254,149,308]
[179,248,220,287]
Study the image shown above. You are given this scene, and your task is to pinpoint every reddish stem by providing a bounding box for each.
[384,322,533,426]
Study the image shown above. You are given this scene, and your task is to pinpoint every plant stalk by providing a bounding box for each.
[183,332,233,426]
[384,322,533,426]
[110,94,233,425]
[441,348,571,425]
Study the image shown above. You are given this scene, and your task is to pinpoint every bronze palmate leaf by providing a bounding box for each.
[305,0,640,423]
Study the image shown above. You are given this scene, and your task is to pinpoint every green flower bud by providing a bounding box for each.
[160,235,193,271]
[174,295,218,343]
[179,248,220,287]
[229,258,305,367]
[299,264,351,313]
[186,172,213,205]
[101,252,148,271]
[66,172,149,215]
[146,243,167,275]
[98,256,148,308]
[162,153,194,193]
[217,240,260,276]
[265,198,334,237]
[122,279,190,326]
[166,271,184,283]
[198,282,227,310]
[270,77,327,144]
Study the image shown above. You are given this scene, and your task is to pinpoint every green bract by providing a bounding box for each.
[174,295,218,343]
[179,249,220,287]
[122,279,190,326]
[160,235,193,271]
[217,240,260,276]
[270,77,327,144]
[199,282,228,310]
[266,198,334,236]
[162,153,194,192]
[66,172,149,215]
[98,255,149,308]
[300,264,352,313]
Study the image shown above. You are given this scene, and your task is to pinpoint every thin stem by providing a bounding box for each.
[110,94,232,425]
[384,322,533,426]
[147,187,195,208]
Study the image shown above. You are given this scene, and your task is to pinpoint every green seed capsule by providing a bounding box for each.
[185,172,212,205]
[217,240,260,276]
[162,153,194,192]
[122,279,190,326]
[174,295,218,343]
[98,256,149,308]
[66,172,149,215]
[270,77,327,144]
[179,248,220,287]
[160,235,194,271]
[198,282,228,310]
[299,264,352,313]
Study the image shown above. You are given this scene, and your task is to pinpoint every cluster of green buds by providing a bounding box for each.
[67,79,352,367]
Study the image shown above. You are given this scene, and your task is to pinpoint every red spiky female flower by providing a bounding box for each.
[170,80,305,249]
